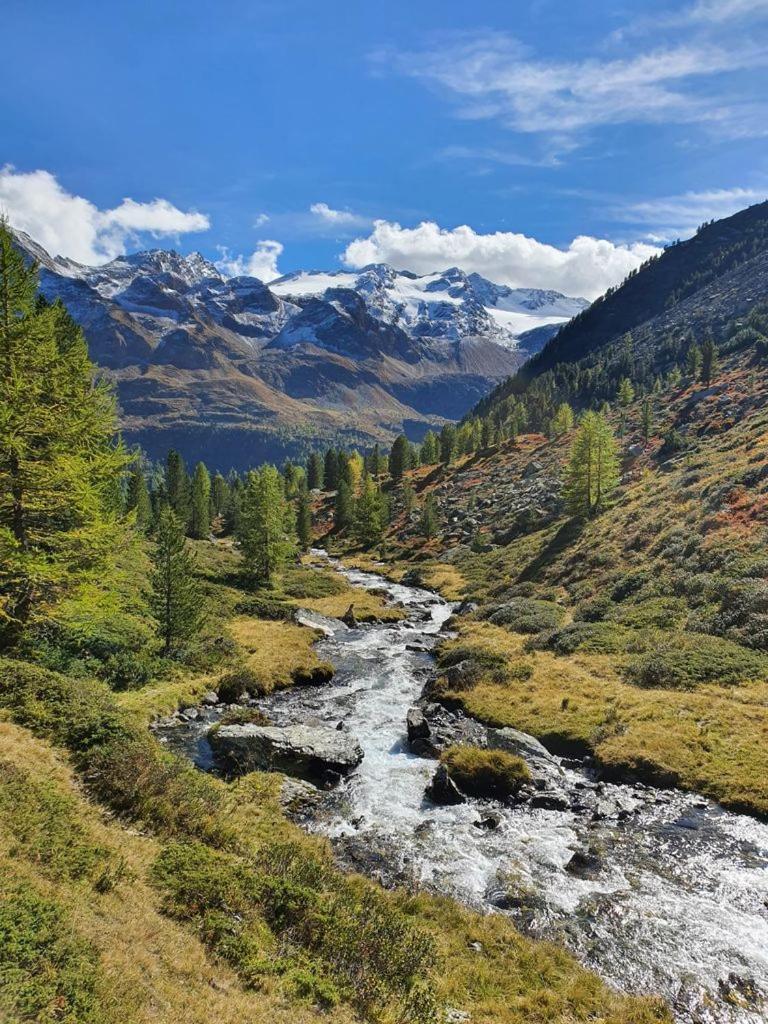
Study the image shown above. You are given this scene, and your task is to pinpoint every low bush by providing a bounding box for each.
[624,634,768,689]
[609,597,688,630]
[532,622,637,656]
[233,596,295,621]
[482,598,566,634]
[218,667,265,703]
[280,569,346,600]
[441,745,530,800]
[0,881,109,1024]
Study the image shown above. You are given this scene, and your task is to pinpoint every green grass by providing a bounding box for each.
[441,746,530,800]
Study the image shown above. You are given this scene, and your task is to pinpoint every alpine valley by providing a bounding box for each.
[12,228,587,470]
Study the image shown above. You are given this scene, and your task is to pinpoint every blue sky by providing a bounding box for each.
[2,0,768,297]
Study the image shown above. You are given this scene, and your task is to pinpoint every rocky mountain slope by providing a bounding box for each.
[13,230,585,470]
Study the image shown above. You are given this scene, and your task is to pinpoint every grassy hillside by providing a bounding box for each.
[351,323,768,818]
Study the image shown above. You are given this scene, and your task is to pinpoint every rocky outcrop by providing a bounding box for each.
[209,723,363,783]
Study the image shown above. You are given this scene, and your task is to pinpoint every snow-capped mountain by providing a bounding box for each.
[270,264,586,350]
[12,229,588,469]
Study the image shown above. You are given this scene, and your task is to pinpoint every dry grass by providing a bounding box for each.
[228,617,327,691]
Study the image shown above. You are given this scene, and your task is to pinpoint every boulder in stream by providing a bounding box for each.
[425,763,466,805]
[209,723,363,783]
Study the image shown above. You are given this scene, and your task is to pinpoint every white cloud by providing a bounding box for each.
[253,212,270,227]
[0,166,210,264]
[341,220,659,300]
[310,202,369,227]
[214,240,284,282]
[383,31,768,144]
[617,186,767,239]
[686,0,768,21]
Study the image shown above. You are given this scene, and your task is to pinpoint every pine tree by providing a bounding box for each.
[165,450,191,528]
[550,402,574,438]
[307,452,324,491]
[149,508,205,657]
[617,377,635,406]
[354,470,384,547]
[439,424,456,464]
[126,463,152,532]
[420,431,439,464]
[0,221,128,635]
[564,412,620,517]
[324,448,339,491]
[388,434,411,481]
[419,494,440,540]
[211,473,229,520]
[334,479,354,532]
[641,398,653,442]
[686,343,702,379]
[237,465,296,585]
[296,485,312,551]
[701,338,718,385]
[189,462,211,539]
[401,480,415,517]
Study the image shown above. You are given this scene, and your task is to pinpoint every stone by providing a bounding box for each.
[209,723,364,782]
[425,763,466,806]
[406,706,430,742]
[473,812,501,831]
[529,790,571,811]
[565,848,603,879]
[201,691,219,706]
[341,604,358,627]
[522,460,543,478]
[627,443,644,458]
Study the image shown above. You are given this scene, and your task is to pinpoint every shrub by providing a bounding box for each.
[217,667,264,703]
[574,595,611,622]
[441,745,530,800]
[482,598,566,634]
[233,596,295,621]
[280,569,346,600]
[0,882,108,1024]
[625,634,768,689]
[609,597,688,630]
[533,622,637,656]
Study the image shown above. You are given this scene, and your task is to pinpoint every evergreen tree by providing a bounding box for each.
[237,465,296,585]
[420,431,439,464]
[165,450,191,527]
[296,485,312,552]
[641,398,653,442]
[0,222,128,635]
[211,473,229,519]
[149,508,205,657]
[701,338,718,385]
[686,343,702,379]
[223,476,243,535]
[126,463,152,532]
[334,479,354,532]
[439,424,456,464]
[354,470,384,547]
[419,494,440,540]
[401,480,415,517]
[324,448,339,491]
[189,462,211,539]
[550,402,574,438]
[564,412,620,517]
[388,434,411,481]
[617,377,635,406]
[307,452,324,490]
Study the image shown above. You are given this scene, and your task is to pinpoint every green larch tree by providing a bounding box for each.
[388,434,411,482]
[237,465,296,585]
[126,463,152,532]
[189,462,211,539]
[419,494,440,540]
[564,411,620,517]
[334,479,354,532]
[550,402,575,438]
[296,485,312,552]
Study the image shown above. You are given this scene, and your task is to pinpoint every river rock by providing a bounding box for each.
[201,691,219,706]
[425,763,466,805]
[406,706,430,742]
[341,604,358,627]
[209,723,364,782]
[565,847,603,879]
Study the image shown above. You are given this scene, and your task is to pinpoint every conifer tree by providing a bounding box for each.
[564,412,620,517]
[334,479,354,532]
[296,485,312,551]
[354,470,384,547]
[388,434,411,481]
[550,402,574,438]
[686,343,702,379]
[701,338,718,385]
[238,465,296,584]
[189,462,211,539]
[0,221,128,635]
[150,508,205,657]
[617,377,635,406]
[641,398,653,442]
[307,452,324,490]
[419,494,440,540]
[165,450,191,528]
[211,473,229,519]
[439,424,456,464]
[126,463,152,532]
[401,480,415,517]
[420,431,439,465]
[323,448,339,491]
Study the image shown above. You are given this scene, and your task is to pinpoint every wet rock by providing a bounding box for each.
[209,723,364,782]
[179,707,199,721]
[566,847,603,879]
[529,790,571,811]
[425,763,466,805]
[406,706,430,742]
[474,812,501,831]
[201,691,219,706]
[341,604,358,627]
[279,776,319,812]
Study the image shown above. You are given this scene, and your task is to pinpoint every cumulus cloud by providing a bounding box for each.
[0,166,210,265]
[214,240,284,282]
[616,186,767,239]
[341,220,659,300]
[310,202,369,227]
